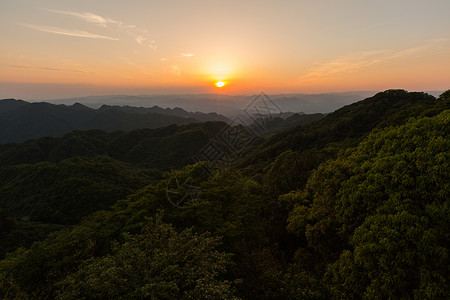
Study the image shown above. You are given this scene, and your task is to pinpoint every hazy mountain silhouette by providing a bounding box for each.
[0,99,229,143]
[43,92,380,116]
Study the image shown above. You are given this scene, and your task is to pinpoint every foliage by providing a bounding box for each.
[0,122,227,169]
[0,99,228,144]
[250,113,325,136]
[0,273,29,299]
[54,214,238,299]
[438,89,450,100]
[0,156,153,224]
[287,110,450,298]
[0,217,64,259]
[0,89,449,299]
[239,90,443,173]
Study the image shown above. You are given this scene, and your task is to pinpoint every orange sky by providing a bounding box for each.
[1,0,449,99]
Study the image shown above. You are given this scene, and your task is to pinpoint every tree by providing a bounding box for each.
[0,273,28,299]
[327,110,450,298]
[287,110,450,298]
[438,89,450,101]
[55,214,238,299]
[0,211,16,235]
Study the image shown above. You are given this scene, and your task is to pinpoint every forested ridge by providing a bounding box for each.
[0,99,229,144]
[0,90,449,299]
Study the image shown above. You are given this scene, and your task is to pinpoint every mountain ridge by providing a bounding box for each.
[0,89,449,299]
[0,99,229,143]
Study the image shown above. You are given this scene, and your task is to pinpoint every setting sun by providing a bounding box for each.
[215,81,226,88]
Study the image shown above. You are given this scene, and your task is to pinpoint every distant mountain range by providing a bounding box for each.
[39,90,446,116]
[0,99,229,143]
[41,92,381,116]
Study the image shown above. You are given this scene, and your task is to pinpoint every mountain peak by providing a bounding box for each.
[0,98,29,114]
[71,102,91,110]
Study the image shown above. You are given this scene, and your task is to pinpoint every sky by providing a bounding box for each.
[1,0,449,99]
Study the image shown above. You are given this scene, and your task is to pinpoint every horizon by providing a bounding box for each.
[2,1,450,99]
[2,89,446,118]
[0,88,446,103]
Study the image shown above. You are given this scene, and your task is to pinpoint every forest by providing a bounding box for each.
[0,89,449,299]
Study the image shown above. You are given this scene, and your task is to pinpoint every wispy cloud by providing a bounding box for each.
[148,40,157,50]
[135,35,157,50]
[43,8,156,47]
[297,38,448,83]
[19,23,119,40]
[135,36,146,44]
[160,52,194,63]
[43,9,116,28]
[4,64,89,73]
[382,39,448,60]
[297,50,385,83]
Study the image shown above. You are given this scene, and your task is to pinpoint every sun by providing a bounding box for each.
[215,81,226,88]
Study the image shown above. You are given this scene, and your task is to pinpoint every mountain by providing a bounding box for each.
[0,99,229,143]
[0,98,28,113]
[0,156,154,225]
[98,104,227,122]
[0,122,229,169]
[248,112,326,136]
[42,91,379,116]
[238,89,442,171]
[0,89,448,299]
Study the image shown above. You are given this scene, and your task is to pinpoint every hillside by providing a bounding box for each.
[0,156,155,225]
[0,122,229,169]
[0,89,448,299]
[248,112,325,136]
[0,99,229,143]
[238,90,445,173]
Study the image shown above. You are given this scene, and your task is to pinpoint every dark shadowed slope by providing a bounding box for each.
[0,99,229,143]
[238,89,444,171]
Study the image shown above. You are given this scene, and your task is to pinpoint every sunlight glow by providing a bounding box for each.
[215,81,226,88]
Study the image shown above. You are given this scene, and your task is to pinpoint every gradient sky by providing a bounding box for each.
[1,0,449,99]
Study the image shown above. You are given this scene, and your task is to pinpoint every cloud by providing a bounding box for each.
[43,9,116,28]
[135,36,146,44]
[382,38,448,60]
[43,8,156,47]
[297,38,448,83]
[20,23,119,40]
[167,65,181,76]
[4,64,89,73]
[160,52,194,63]
[298,50,385,82]
[148,41,157,50]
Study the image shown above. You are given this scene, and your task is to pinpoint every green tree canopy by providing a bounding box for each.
[287,110,450,298]
[55,214,238,299]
